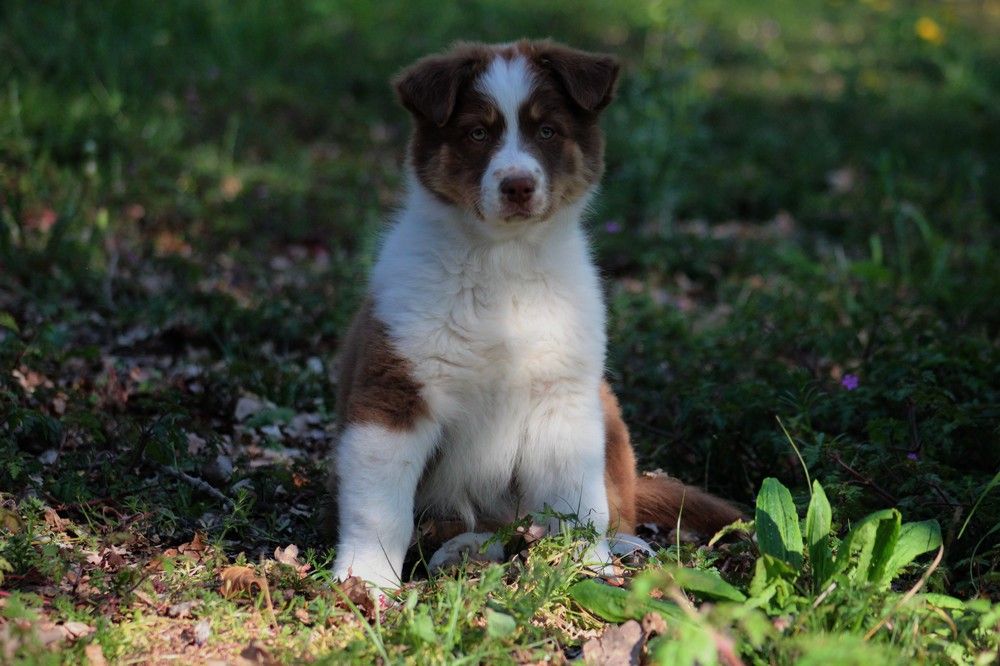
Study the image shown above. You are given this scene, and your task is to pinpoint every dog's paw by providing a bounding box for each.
[608,532,655,558]
[332,556,401,592]
[427,532,504,573]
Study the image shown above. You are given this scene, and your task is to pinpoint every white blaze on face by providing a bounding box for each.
[476,56,548,221]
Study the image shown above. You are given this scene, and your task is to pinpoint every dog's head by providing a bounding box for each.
[394,40,619,229]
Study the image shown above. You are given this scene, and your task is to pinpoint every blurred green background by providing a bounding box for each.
[2,0,999,597]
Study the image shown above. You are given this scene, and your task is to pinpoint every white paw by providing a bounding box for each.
[427,532,505,573]
[333,555,401,590]
[608,532,655,558]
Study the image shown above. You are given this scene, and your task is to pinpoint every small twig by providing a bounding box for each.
[157,464,234,510]
[811,581,837,609]
[830,452,897,505]
[863,545,944,641]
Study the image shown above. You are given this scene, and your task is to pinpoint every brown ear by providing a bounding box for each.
[535,44,620,113]
[393,46,486,127]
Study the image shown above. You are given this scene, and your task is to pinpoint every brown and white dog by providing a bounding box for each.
[331,40,741,589]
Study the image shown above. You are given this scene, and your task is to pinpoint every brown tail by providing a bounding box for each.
[634,474,744,538]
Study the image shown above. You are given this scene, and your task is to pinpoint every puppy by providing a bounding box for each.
[331,40,741,589]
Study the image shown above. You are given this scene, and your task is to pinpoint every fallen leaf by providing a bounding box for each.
[186,432,207,455]
[61,621,95,640]
[132,590,159,610]
[274,544,310,578]
[84,642,107,666]
[236,640,280,665]
[274,543,299,565]
[101,549,127,571]
[183,618,211,646]
[168,600,201,618]
[641,611,667,638]
[12,367,53,394]
[220,566,276,626]
[154,231,193,258]
[178,532,208,555]
[35,622,67,646]
[44,508,67,531]
[220,566,265,598]
[234,394,273,422]
[582,620,644,665]
[337,576,376,619]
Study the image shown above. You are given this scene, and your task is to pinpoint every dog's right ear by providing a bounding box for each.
[393,47,485,128]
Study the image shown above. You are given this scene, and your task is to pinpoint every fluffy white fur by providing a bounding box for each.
[333,56,612,588]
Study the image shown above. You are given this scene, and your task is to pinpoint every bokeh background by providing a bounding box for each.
[2,0,1000,654]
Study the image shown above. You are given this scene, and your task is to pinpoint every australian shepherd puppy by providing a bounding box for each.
[332,40,741,589]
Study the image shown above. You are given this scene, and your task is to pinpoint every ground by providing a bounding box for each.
[1,0,999,664]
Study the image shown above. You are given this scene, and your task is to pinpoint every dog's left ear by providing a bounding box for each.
[393,45,487,127]
[535,43,620,113]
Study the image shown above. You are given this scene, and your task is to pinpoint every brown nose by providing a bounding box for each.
[500,176,536,205]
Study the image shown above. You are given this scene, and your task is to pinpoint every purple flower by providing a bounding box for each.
[907,452,919,461]
[604,220,622,234]
[841,374,859,391]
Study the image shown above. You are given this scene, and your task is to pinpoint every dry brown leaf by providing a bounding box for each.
[274,544,311,578]
[61,621,95,641]
[641,611,667,638]
[34,622,67,646]
[219,566,276,627]
[182,618,212,646]
[236,640,280,666]
[84,642,107,666]
[167,600,201,618]
[177,532,208,555]
[220,566,265,598]
[582,620,644,665]
[43,508,68,531]
[337,576,376,619]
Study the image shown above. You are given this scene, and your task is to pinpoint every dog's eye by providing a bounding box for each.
[538,126,556,140]
[469,127,488,142]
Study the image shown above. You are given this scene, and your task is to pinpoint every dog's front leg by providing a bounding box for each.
[332,420,440,589]
[519,391,614,571]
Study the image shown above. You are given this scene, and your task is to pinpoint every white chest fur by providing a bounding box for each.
[369,186,607,525]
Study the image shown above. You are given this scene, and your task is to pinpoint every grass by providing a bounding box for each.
[1,0,999,662]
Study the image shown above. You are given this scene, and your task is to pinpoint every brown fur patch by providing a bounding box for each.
[601,381,637,533]
[336,300,428,430]
[393,43,493,127]
[526,41,620,112]
[411,89,505,212]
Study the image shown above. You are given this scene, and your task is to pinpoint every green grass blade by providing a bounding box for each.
[958,467,1000,541]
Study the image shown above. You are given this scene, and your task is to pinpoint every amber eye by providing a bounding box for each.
[470,127,488,142]
[538,125,555,140]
